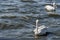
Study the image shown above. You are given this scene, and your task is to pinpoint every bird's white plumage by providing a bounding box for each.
[45,2,57,11]
[33,19,48,35]
[34,25,47,35]
[45,5,55,11]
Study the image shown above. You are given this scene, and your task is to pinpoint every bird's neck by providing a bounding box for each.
[36,22,38,33]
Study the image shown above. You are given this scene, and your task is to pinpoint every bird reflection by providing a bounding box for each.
[34,34,41,40]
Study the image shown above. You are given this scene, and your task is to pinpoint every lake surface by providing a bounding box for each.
[0,0,60,40]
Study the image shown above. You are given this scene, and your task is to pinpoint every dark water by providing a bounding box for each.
[0,0,60,40]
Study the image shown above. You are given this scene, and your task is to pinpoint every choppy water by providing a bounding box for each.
[0,0,60,40]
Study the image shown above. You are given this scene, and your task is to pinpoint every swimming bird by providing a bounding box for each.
[45,2,57,12]
[33,19,48,36]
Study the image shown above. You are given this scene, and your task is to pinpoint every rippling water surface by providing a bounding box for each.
[0,0,60,40]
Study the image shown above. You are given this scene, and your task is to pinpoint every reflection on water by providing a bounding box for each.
[0,0,60,40]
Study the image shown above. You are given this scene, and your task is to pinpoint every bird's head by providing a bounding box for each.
[53,2,56,5]
[36,19,39,23]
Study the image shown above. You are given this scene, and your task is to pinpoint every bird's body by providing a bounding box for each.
[34,25,47,35]
[45,5,55,11]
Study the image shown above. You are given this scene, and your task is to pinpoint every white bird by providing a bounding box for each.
[45,2,57,12]
[33,19,48,36]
